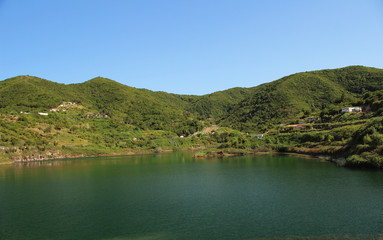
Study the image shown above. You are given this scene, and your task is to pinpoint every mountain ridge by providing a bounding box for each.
[1,66,383,167]
[1,65,383,132]
[8,65,381,93]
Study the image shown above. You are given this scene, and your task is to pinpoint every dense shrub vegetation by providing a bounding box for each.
[0,66,382,168]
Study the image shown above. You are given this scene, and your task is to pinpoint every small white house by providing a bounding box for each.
[251,134,264,139]
[38,112,49,116]
[342,107,362,113]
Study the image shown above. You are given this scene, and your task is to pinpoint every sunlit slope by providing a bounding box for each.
[221,66,383,131]
[0,66,382,132]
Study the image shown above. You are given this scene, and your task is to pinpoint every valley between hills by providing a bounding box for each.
[1,65,383,168]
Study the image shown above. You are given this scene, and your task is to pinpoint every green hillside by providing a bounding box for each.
[68,77,194,131]
[183,87,253,119]
[0,66,383,167]
[221,66,383,132]
[0,75,252,134]
[1,66,382,133]
[0,76,200,134]
[0,76,71,111]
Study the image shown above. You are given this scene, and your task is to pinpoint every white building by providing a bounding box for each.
[342,107,362,113]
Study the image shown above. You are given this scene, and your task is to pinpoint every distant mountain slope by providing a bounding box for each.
[316,66,383,93]
[0,75,71,110]
[183,87,253,118]
[68,77,196,130]
[221,66,383,131]
[0,66,382,132]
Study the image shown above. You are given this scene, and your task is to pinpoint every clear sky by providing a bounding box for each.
[1,0,382,95]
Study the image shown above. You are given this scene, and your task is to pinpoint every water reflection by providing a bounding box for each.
[1,152,383,240]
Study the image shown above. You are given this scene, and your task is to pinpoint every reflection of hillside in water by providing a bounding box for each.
[0,158,108,179]
[1,153,383,239]
[0,152,194,178]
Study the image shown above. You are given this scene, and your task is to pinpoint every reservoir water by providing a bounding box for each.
[1,152,383,240]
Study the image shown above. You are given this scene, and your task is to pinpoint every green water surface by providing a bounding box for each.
[1,152,383,240]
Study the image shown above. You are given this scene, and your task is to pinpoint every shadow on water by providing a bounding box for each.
[101,231,175,240]
[253,233,383,240]
[98,233,383,240]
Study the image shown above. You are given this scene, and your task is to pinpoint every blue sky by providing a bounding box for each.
[1,0,382,95]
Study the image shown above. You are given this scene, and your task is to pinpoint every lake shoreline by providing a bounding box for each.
[193,150,333,162]
[1,149,174,166]
[0,148,338,168]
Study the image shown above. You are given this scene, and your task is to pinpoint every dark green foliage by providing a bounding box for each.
[1,66,382,133]
[185,87,253,118]
[1,66,383,165]
[0,76,77,112]
[343,117,383,168]
[222,66,383,132]
[318,66,383,94]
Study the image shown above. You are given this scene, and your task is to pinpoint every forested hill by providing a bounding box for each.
[0,75,252,131]
[221,66,383,131]
[1,66,383,132]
